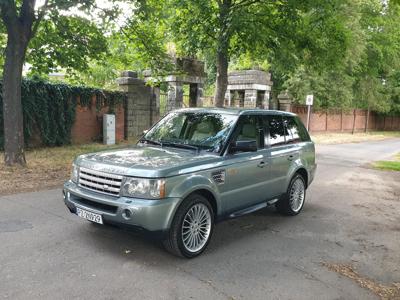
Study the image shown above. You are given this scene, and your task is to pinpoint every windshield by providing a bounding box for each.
[142,112,238,152]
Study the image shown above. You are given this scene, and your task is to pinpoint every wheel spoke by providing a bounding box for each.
[181,203,212,253]
[183,232,191,241]
[289,178,305,212]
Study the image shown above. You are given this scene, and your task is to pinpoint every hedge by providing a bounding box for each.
[0,79,126,149]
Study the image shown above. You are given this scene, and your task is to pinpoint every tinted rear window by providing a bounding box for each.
[294,117,311,142]
[265,115,286,146]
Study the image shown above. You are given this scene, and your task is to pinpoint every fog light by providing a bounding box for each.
[122,209,132,220]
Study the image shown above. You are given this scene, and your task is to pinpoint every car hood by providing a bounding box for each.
[75,145,223,178]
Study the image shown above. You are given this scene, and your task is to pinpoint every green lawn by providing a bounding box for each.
[373,153,400,171]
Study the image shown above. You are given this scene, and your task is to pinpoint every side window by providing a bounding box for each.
[265,115,286,147]
[284,116,302,144]
[232,115,263,149]
[294,117,311,142]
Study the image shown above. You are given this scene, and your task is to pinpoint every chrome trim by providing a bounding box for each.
[78,167,122,196]
[79,179,121,193]
[79,172,122,187]
[80,167,123,180]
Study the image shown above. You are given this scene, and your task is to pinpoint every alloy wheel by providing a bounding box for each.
[289,177,305,212]
[181,203,212,253]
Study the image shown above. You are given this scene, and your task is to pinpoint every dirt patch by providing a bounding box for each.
[0,142,129,196]
[322,263,400,299]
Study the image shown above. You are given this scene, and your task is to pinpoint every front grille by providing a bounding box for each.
[78,167,123,196]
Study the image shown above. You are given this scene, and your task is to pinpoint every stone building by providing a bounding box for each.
[225,70,273,109]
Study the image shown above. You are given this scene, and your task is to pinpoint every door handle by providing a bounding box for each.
[287,155,294,161]
[257,161,266,168]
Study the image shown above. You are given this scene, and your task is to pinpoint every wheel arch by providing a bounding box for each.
[188,189,218,217]
[295,167,309,188]
[167,174,220,226]
[286,166,309,190]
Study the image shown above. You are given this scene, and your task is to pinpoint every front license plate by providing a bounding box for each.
[76,207,103,224]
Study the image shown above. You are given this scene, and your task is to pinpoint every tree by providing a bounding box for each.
[0,0,112,166]
[284,0,400,114]
[171,0,351,107]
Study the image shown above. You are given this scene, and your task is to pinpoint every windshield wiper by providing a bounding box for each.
[139,138,162,146]
[160,141,200,151]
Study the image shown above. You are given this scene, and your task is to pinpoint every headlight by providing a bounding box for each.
[121,178,165,199]
[71,163,79,183]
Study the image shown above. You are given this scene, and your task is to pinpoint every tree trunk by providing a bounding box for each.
[214,0,231,108]
[214,49,229,107]
[365,107,370,133]
[2,31,28,166]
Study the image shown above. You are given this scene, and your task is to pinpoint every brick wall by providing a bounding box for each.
[71,96,125,144]
[292,105,400,132]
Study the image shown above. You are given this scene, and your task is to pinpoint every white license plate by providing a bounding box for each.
[76,207,103,224]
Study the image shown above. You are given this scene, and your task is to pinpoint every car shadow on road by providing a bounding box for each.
[71,202,325,267]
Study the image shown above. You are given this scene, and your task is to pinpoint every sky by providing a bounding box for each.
[35,0,133,27]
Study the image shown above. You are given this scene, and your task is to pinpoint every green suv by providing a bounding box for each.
[63,108,316,258]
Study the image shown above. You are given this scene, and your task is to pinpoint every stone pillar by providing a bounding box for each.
[244,89,257,108]
[150,86,160,123]
[196,83,204,107]
[278,92,292,112]
[189,83,197,107]
[117,71,154,140]
[263,92,270,109]
[167,81,183,112]
[225,90,231,107]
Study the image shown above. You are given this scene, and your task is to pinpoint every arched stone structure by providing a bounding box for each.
[144,57,206,113]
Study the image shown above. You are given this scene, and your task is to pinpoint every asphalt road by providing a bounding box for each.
[1,139,400,300]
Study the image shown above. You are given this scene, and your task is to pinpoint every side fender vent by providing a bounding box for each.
[212,170,226,185]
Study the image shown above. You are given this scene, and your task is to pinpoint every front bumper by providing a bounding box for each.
[63,181,181,232]
[308,164,317,186]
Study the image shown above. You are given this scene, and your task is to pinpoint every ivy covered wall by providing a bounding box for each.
[0,79,126,149]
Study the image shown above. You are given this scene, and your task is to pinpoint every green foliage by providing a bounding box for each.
[3,0,400,115]
[0,79,126,149]
[168,0,352,102]
[69,0,175,88]
[285,0,400,113]
[229,52,270,72]
[27,14,108,76]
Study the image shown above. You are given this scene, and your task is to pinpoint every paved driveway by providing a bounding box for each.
[1,139,400,300]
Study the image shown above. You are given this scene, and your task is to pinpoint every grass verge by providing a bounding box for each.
[373,153,400,172]
[0,142,129,196]
[311,131,400,145]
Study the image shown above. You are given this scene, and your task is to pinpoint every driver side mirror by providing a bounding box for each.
[230,140,257,153]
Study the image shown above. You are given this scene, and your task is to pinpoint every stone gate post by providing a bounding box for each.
[117,71,158,140]
[167,81,183,112]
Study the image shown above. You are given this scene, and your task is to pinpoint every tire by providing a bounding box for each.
[276,173,306,216]
[163,193,214,258]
